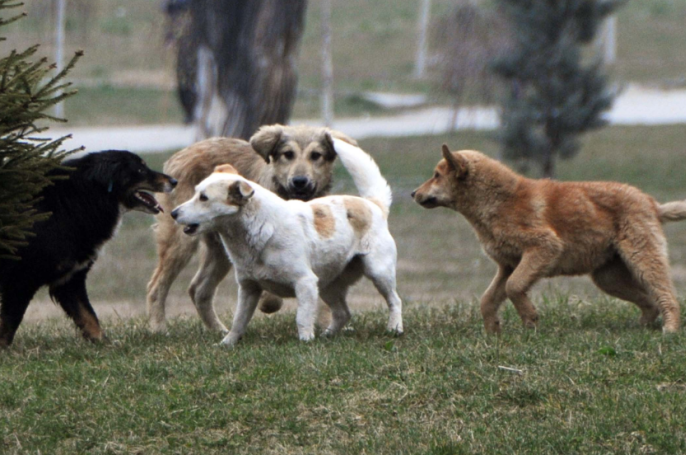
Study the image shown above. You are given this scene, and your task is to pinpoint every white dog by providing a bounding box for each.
[171,138,403,346]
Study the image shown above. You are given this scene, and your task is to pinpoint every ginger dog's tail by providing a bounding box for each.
[659,200,686,223]
[332,138,392,216]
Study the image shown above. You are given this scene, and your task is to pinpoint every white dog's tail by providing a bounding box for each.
[332,138,392,216]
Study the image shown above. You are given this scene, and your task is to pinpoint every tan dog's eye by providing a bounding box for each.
[310,152,321,161]
[199,193,208,202]
[434,172,440,179]
[283,151,295,160]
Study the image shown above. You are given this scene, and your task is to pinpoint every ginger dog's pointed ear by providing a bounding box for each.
[228,180,254,204]
[441,144,468,179]
[250,124,284,163]
[214,164,239,174]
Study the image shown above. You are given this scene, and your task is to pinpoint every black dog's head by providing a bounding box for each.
[73,150,177,214]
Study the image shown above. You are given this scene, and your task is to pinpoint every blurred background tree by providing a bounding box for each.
[492,0,625,178]
[0,0,81,260]
[433,2,510,130]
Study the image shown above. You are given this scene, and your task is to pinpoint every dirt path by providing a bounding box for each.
[49,85,686,154]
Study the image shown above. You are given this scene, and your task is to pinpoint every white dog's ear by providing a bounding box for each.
[250,124,284,163]
[441,144,468,179]
[228,180,254,204]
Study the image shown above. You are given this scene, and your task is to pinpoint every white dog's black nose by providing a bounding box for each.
[170,208,179,220]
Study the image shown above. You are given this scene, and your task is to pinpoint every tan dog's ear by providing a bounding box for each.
[322,131,338,162]
[250,124,284,163]
[228,180,254,203]
[322,129,358,161]
[441,144,468,179]
[328,129,358,147]
[214,164,239,174]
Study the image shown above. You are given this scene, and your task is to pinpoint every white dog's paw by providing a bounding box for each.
[387,314,404,336]
[298,331,315,342]
[219,333,241,347]
[386,322,404,336]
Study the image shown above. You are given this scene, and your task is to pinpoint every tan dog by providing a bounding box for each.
[412,144,685,333]
[147,124,356,332]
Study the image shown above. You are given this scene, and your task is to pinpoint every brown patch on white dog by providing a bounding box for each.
[343,197,373,237]
[311,203,336,239]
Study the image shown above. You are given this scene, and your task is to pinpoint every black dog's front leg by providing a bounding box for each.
[49,268,105,343]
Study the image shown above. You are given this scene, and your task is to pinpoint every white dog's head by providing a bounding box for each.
[171,164,254,236]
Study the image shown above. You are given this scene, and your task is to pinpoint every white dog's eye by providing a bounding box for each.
[199,193,208,202]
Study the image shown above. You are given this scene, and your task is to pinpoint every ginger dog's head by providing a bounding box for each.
[412,145,519,213]
[171,164,254,236]
[412,144,472,210]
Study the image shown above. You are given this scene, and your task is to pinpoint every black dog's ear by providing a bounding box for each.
[441,144,468,179]
[250,124,284,163]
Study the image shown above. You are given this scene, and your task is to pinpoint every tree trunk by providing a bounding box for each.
[186,0,308,140]
[541,150,555,179]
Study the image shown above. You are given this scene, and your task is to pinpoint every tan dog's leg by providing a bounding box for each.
[616,229,680,333]
[147,225,199,332]
[188,233,231,332]
[320,285,352,336]
[591,258,660,326]
[480,265,513,333]
[505,249,558,329]
[220,282,261,347]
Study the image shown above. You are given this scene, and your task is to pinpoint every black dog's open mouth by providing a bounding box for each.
[183,224,199,235]
[133,190,164,214]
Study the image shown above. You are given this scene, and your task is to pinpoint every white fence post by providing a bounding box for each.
[54,0,67,118]
[413,0,431,79]
[320,0,334,126]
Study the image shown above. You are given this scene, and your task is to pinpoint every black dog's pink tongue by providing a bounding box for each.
[137,191,163,212]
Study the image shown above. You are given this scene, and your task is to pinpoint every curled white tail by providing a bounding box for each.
[332,138,392,215]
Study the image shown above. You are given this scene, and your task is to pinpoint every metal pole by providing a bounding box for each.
[605,15,617,64]
[320,0,334,126]
[54,0,67,118]
[413,0,431,79]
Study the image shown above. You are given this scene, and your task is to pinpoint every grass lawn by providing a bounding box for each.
[2,125,686,453]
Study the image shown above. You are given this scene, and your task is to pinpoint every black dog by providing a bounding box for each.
[0,150,176,347]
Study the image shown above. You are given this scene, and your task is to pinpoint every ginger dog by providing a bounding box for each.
[172,139,403,345]
[413,144,684,333]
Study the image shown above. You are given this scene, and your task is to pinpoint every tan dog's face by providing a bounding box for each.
[412,144,468,210]
[171,165,254,236]
[250,125,339,201]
